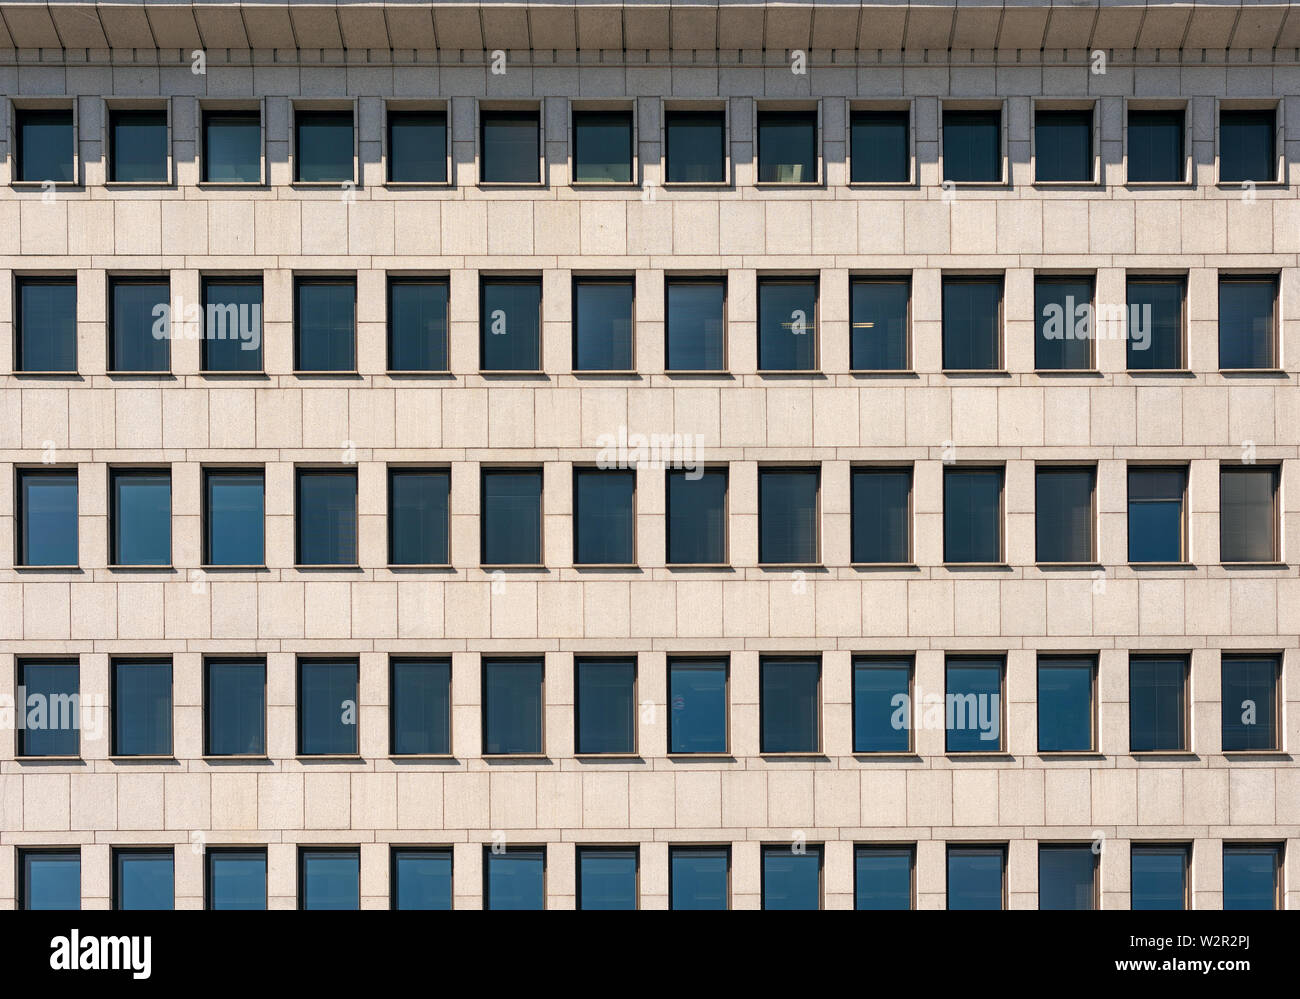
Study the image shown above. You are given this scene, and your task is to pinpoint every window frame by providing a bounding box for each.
[1124,100,1191,186]
[666,655,731,757]
[572,464,638,568]
[15,656,81,759]
[482,845,547,910]
[479,465,545,569]
[199,100,266,186]
[112,847,175,911]
[295,657,360,758]
[108,466,172,568]
[297,846,361,911]
[1129,843,1190,910]
[109,657,174,759]
[758,654,823,756]
[294,465,359,568]
[383,99,452,187]
[664,464,730,568]
[14,274,78,374]
[18,847,81,910]
[202,656,267,759]
[571,273,637,374]
[107,274,172,375]
[1034,463,1097,565]
[851,655,916,755]
[15,465,79,569]
[205,846,269,911]
[1031,100,1099,186]
[480,656,547,758]
[293,274,357,375]
[662,101,730,187]
[199,274,265,374]
[1126,464,1189,565]
[943,655,1008,755]
[853,843,915,910]
[942,464,1006,566]
[569,101,637,188]
[754,101,821,187]
[848,274,912,373]
[1220,653,1282,754]
[1033,272,1097,372]
[664,273,728,373]
[573,655,639,758]
[477,101,544,187]
[386,464,452,568]
[1217,273,1279,372]
[1037,842,1099,910]
[202,465,266,568]
[1128,653,1191,755]
[1222,842,1283,910]
[1036,654,1099,755]
[941,273,1004,373]
[756,274,820,374]
[850,464,914,566]
[757,464,822,567]
[9,99,78,187]
[1219,462,1280,565]
[945,843,1008,910]
[389,846,455,911]
[668,844,731,910]
[388,655,453,759]
[478,274,544,374]
[846,100,914,187]
[760,843,824,910]
[939,101,1007,186]
[386,274,451,374]
[291,100,358,186]
[1125,274,1187,372]
[1215,99,1284,187]
[104,98,172,186]
[575,845,640,910]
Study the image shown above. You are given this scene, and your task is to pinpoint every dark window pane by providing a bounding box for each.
[1127,278,1183,369]
[111,470,171,566]
[205,470,264,566]
[763,845,821,909]
[576,658,635,755]
[855,846,912,910]
[577,848,637,910]
[1128,109,1184,183]
[484,848,545,909]
[115,850,173,910]
[943,109,1001,182]
[1131,847,1186,910]
[388,468,450,565]
[760,657,819,754]
[483,659,543,755]
[668,658,727,754]
[850,279,908,370]
[850,110,908,183]
[481,110,539,184]
[1035,277,1093,370]
[758,279,816,371]
[387,109,447,183]
[110,279,170,372]
[16,277,77,372]
[944,467,1002,564]
[207,849,266,910]
[1127,467,1185,563]
[1219,277,1275,369]
[17,109,73,183]
[1219,109,1276,183]
[1037,657,1094,753]
[388,279,448,371]
[574,468,635,565]
[945,659,1003,752]
[112,660,172,756]
[391,659,451,756]
[852,467,910,564]
[1039,846,1095,909]
[670,847,728,909]
[1223,846,1278,910]
[667,468,727,565]
[392,849,452,910]
[481,468,542,565]
[574,279,634,371]
[481,279,541,371]
[1129,656,1188,752]
[110,109,167,182]
[17,659,79,757]
[296,470,357,565]
[853,658,910,753]
[18,469,78,566]
[1220,466,1276,563]
[1034,109,1092,182]
[665,279,725,371]
[203,110,261,183]
[947,847,1004,910]
[205,659,265,756]
[666,110,725,184]
[759,468,819,564]
[942,277,1001,370]
[300,849,359,910]
[295,109,353,183]
[1221,656,1279,752]
[758,109,816,183]
[295,279,355,371]
[22,850,80,910]
[202,279,262,371]
[573,109,632,183]
[1035,466,1093,563]
[298,660,357,756]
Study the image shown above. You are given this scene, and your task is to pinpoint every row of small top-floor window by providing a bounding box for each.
[13,460,1282,570]
[11,840,1288,910]
[9,270,1283,375]
[5,100,1288,188]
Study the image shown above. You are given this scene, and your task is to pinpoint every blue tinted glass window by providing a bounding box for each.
[763,846,821,909]
[484,848,545,909]
[481,110,539,184]
[483,659,543,755]
[480,279,541,371]
[850,110,908,183]
[669,658,727,754]
[1221,655,1279,752]
[1035,277,1093,370]
[573,110,632,184]
[1219,109,1275,183]
[1223,846,1278,910]
[574,279,634,371]
[947,847,1004,910]
[853,658,911,753]
[943,109,1001,182]
[1219,277,1275,370]
[1131,847,1187,910]
[758,110,816,183]
[295,279,354,371]
[391,658,451,756]
[17,109,73,182]
[18,469,77,566]
[207,849,266,910]
[944,467,1002,563]
[392,848,452,910]
[1034,109,1091,182]
[1037,657,1094,753]
[1127,109,1184,183]
[16,277,77,372]
[1038,845,1096,909]
[577,847,637,910]
[945,658,1003,753]
[388,279,448,371]
[759,467,819,565]
[110,279,170,372]
[942,277,1001,370]
[388,468,450,565]
[1129,656,1187,753]
[21,850,80,910]
[758,279,817,371]
[852,467,910,564]
[665,110,725,184]
[110,109,167,182]
[205,659,265,756]
[112,659,172,756]
[296,469,357,565]
[670,847,728,910]
[481,468,542,565]
[850,279,908,370]
[667,468,727,565]
[205,469,264,566]
[665,279,726,371]
[1127,278,1183,370]
[1127,467,1185,563]
[1036,466,1093,563]
[576,658,635,755]
[112,469,171,565]
[298,660,357,756]
[17,659,79,757]
[202,279,263,372]
[300,849,359,909]
[760,657,820,754]
[203,109,261,183]
[295,110,353,183]
[855,846,912,910]
[114,849,174,910]
[574,468,635,565]
[1221,466,1277,563]
[387,109,447,183]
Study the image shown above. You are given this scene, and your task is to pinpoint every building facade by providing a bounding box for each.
[0,0,1298,910]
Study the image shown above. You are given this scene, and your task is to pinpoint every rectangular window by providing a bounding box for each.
[206,848,267,910]
[665,109,725,184]
[1127,466,1186,563]
[850,277,909,371]
[853,657,912,753]
[855,845,913,910]
[573,277,634,371]
[668,657,727,755]
[299,848,359,910]
[573,108,633,184]
[204,468,264,566]
[1220,464,1278,563]
[109,277,169,373]
[483,658,544,755]
[1035,275,1093,370]
[1131,845,1188,910]
[295,108,353,183]
[1127,276,1184,370]
[201,277,263,372]
[1035,465,1094,563]
[1219,275,1276,370]
[390,658,451,756]
[851,467,911,564]
[1039,845,1096,910]
[757,277,817,371]
[204,659,265,757]
[480,108,539,184]
[760,656,820,754]
[666,467,727,565]
[388,277,448,372]
[1220,108,1276,183]
[670,846,729,910]
[111,468,171,566]
[17,468,78,567]
[575,657,636,755]
[1037,656,1095,753]
[296,468,357,566]
[945,657,1003,753]
[20,849,80,910]
[109,108,167,182]
[1128,108,1185,182]
[392,848,453,910]
[113,849,174,910]
[480,277,541,371]
[15,276,76,372]
[298,659,358,756]
[577,847,638,910]
[1223,844,1280,910]
[1221,654,1280,752]
[202,108,261,183]
[942,276,1002,370]
[16,108,73,182]
[484,847,545,909]
[762,844,821,909]
[388,467,450,566]
[758,467,819,565]
[665,277,726,371]
[294,277,355,372]
[111,659,172,756]
[1034,108,1092,182]
[1129,655,1189,753]
[387,108,447,183]
[480,467,543,566]
[757,108,816,183]
[946,845,1005,910]
[943,466,1003,564]
[850,109,908,183]
[16,659,79,757]
[573,467,636,566]
[942,108,1001,183]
